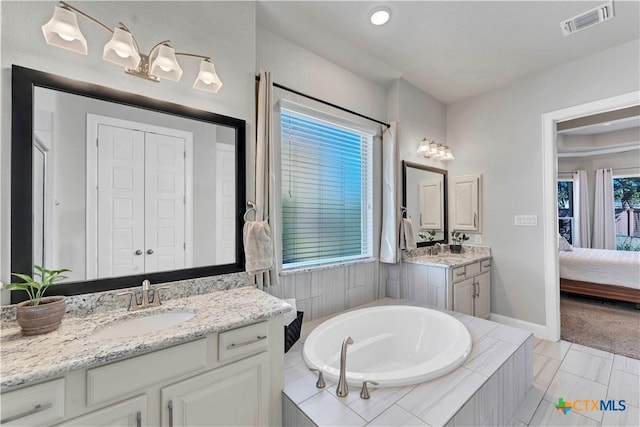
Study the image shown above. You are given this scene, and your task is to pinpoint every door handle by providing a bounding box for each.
[147,249,154,255]
[135,250,142,255]
[474,213,477,228]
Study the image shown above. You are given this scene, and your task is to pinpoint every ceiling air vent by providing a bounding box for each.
[561,1,614,36]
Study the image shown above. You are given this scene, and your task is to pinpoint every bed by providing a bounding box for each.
[559,247,640,304]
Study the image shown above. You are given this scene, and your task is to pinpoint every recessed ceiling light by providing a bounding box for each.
[370,7,391,26]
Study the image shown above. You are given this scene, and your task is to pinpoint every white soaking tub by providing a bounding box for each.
[303,305,472,387]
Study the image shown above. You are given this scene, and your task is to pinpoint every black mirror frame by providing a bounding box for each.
[401,160,448,247]
[10,65,246,304]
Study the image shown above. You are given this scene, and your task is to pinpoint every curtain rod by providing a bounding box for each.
[559,166,640,173]
[255,75,390,129]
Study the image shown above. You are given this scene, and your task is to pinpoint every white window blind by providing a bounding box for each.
[280,108,373,268]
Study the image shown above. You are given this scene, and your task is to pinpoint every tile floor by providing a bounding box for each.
[511,338,639,426]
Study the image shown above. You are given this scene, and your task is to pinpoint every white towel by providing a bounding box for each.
[243,221,274,275]
[399,218,417,250]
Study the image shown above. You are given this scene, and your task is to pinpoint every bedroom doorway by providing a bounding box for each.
[541,91,640,342]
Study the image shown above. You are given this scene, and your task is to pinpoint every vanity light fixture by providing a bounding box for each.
[370,7,391,26]
[416,138,455,161]
[41,1,223,93]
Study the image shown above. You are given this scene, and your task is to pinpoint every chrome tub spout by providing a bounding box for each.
[336,336,354,397]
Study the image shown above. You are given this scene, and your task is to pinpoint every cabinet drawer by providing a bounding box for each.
[481,259,492,273]
[219,321,269,362]
[1,378,65,426]
[87,339,207,406]
[466,262,481,276]
[452,266,467,283]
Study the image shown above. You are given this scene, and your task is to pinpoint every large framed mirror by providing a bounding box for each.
[11,65,246,303]
[402,161,448,247]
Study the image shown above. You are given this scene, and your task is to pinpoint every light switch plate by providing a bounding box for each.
[474,235,482,244]
[514,215,538,226]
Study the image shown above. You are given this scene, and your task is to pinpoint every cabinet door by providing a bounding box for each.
[450,174,480,231]
[162,352,269,427]
[58,395,146,427]
[453,278,474,316]
[474,272,491,319]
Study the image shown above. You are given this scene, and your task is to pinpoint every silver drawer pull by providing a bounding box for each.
[227,335,267,350]
[456,272,465,277]
[1,403,53,424]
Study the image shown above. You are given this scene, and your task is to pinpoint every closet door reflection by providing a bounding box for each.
[92,117,190,279]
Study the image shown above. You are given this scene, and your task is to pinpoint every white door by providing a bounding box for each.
[451,174,480,231]
[474,272,491,319]
[453,277,474,316]
[57,395,147,427]
[97,125,146,278]
[215,143,236,264]
[418,178,443,229]
[144,133,186,273]
[161,353,269,427]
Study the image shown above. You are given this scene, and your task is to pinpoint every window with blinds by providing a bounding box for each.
[280,108,373,268]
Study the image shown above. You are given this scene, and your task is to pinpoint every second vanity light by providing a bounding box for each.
[41,1,223,93]
[417,138,455,160]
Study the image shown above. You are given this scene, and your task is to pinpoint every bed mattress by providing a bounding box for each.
[559,247,640,289]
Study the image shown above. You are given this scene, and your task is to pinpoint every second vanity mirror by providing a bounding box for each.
[11,66,246,303]
[402,161,448,246]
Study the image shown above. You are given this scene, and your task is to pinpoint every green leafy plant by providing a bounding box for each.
[3,266,70,306]
[451,231,469,245]
[418,230,437,242]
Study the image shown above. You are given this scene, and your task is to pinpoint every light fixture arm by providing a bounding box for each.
[147,40,172,58]
[175,52,211,62]
[59,1,113,35]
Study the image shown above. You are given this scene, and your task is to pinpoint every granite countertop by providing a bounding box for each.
[404,251,491,268]
[0,286,291,390]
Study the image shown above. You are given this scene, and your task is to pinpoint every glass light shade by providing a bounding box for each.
[193,60,223,93]
[416,138,430,154]
[428,141,439,155]
[41,6,88,55]
[437,145,446,157]
[103,28,141,69]
[150,45,183,81]
[443,148,455,160]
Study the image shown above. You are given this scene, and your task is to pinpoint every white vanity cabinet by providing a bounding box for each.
[452,259,491,318]
[404,257,491,318]
[450,174,481,232]
[0,317,283,427]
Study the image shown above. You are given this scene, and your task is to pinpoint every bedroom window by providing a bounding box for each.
[557,180,575,244]
[280,108,373,268]
[613,175,640,251]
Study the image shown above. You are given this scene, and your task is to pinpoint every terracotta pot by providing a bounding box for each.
[16,296,66,336]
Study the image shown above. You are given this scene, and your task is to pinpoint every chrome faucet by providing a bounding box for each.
[433,243,442,255]
[118,280,169,311]
[336,336,354,397]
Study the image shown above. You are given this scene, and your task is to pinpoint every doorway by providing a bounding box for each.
[541,91,640,341]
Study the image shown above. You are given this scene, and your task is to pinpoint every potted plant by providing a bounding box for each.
[450,231,469,254]
[3,266,70,335]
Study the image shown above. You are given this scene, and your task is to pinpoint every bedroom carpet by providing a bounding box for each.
[561,294,640,359]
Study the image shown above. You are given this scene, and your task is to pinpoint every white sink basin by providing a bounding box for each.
[94,310,196,339]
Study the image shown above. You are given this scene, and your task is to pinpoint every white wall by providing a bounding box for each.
[1,1,257,304]
[446,39,640,326]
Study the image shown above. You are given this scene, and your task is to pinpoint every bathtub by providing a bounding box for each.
[303,305,472,387]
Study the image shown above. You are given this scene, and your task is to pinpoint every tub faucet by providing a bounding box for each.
[336,336,354,397]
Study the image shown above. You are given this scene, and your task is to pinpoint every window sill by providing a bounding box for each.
[280,258,377,276]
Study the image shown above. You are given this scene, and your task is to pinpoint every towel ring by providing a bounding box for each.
[243,200,269,222]
[400,206,408,218]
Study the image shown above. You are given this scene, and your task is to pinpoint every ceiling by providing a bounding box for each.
[256,1,640,104]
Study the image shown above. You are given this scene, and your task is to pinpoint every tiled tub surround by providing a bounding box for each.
[283,298,534,427]
[0,286,291,389]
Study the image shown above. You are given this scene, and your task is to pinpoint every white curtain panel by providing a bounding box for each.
[254,70,280,288]
[380,121,399,263]
[592,168,616,250]
[572,170,591,248]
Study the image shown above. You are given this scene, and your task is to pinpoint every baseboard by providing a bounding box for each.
[489,313,550,340]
